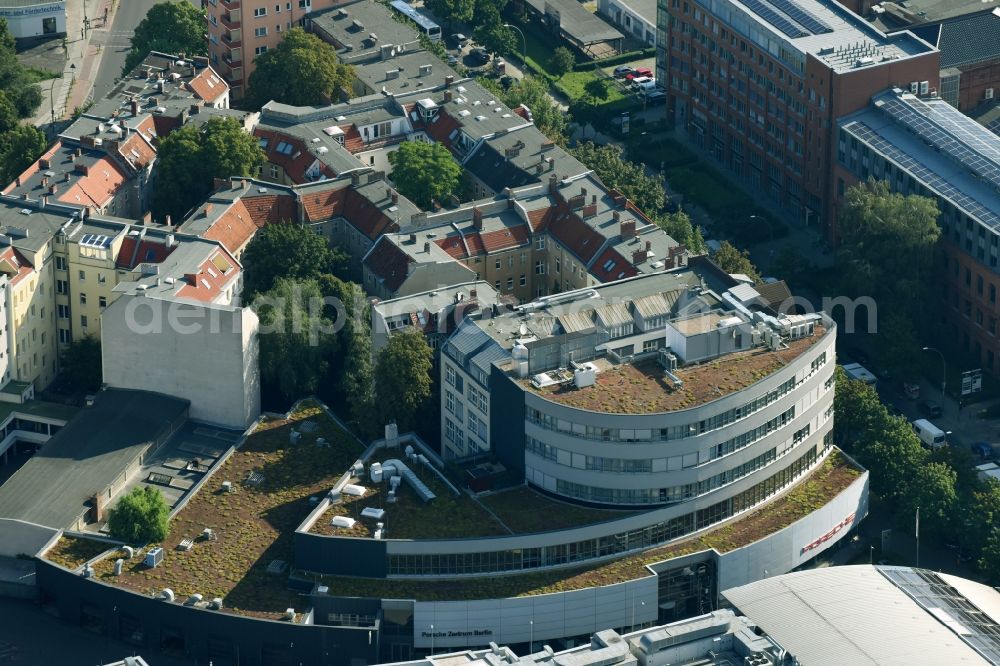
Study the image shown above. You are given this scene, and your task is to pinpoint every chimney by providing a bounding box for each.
[423,241,431,253]
[386,187,392,200]
[443,90,453,103]
[391,191,399,204]
[548,173,558,194]
[64,172,71,182]
[83,206,90,219]
[142,211,152,225]
[351,172,361,187]
[41,177,48,188]
[203,203,213,217]
[470,288,477,299]
[39,158,50,169]
[633,248,647,265]
[620,218,636,240]
[645,240,652,251]
[15,177,20,187]
[130,98,139,116]
[166,233,177,247]
[48,184,58,195]
[445,75,454,87]
[75,163,89,176]
[165,214,172,227]
[213,177,227,190]
[581,202,597,219]
[613,211,621,224]
[472,207,483,230]
[185,272,199,285]
[190,104,200,115]
[40,196,47,209]
[665,256,676,269]
[409,232,417,243]
[580,187,587,198]
[74,147,82,158]
[591,194,597,205]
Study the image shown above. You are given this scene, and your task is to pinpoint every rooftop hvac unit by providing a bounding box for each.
[919,81,929,95]
[987,88,995,100]
[208,597,224,610]
[184,593,203,607]
[331,516,357,529]
[122,545,135,559]
[82,564,94,578]
[404,444,414,457]
[910,81,919,94]
[658,348,678,371]
[370,462,383,483]
[160,588,175,602]
[222,481,233,493]
[517,360,529,378]
[145,547,164,568]
[285,608,297,622]
[573,363,597,388]
[113,559,124,576]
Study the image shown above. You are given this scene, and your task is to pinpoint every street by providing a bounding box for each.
[88,0,202,105]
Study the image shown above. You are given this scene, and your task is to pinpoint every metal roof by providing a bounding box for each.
[723,565,994,666]
[471,343,510,376]
[558,309,596,334]
[631,292,674,320]
[594,302,632,328]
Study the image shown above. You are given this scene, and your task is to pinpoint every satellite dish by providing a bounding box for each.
[519,323,528,336]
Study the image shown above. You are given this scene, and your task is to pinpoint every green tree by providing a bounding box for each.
[0,19,40,117]
[571,141,664,213]
[482,75,567,143]
[473,3,517,57]
[152,117,264,222]
[854,413,927,502]
[837,180,939,314]
[833,366,887,450]
[898,461,958,539]
[0,90,18,135]
[548,47,575,78]
[375,328,433,433]
[388,140,462,209]
[426,0,475,27]
[0,18,15,53]
[242,223,348,300]
[873,311,921,381]
[247,28,354,108]
[0,124,46,185]
[58,335,102,393]
[123,1,207,75]
[107,486,171,545]
[712,241,762,284]
[979,527,1000,585]
[969,483,1000,560]
[255,278,336,404]
[655,210,706,255]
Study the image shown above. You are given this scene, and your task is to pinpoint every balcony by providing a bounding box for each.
[222,32,242,49]
[219,12,240,29]
[220,0,241,8]
[222,54,243,71]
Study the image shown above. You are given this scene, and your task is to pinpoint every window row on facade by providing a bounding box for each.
[387,437,828,576]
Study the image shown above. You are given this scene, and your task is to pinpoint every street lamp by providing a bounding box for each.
[922,346,946,399]
[430,624,434,656]
[529,619,534,653]
[502,23,527,72]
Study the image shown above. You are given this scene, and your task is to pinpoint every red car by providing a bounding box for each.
[626,67,653,81]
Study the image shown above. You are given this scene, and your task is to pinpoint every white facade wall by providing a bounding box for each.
[441,355,489,460]
[100,294,260,429]
[0,1,65,40]
[598,0,655,47]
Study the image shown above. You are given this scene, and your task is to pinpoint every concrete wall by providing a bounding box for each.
[100,294,260,429]
[0,1,65,40]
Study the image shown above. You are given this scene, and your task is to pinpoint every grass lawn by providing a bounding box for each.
[90,401,364,620]
[42,536,113,571]
[310,450,861,601]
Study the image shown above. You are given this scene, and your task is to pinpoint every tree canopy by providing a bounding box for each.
[246,28,354,108]
[107,486,171,545]
[241,222,348,300]
[124,1,206,75]
[571,141,664,213]
[494,75,567,143]
[375,329,433,433]
[473,2,517,57]
[58,335,103,394]
[0,18,41,118]
[255,277,337,405]
[152,117,264,222]
[0,124,46,185]
[425,0,475,27]
[388,140,462,209]
[549,47,575,78]
[712,241,762,284]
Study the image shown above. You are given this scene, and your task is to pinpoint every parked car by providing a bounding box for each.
[625,67,652,81]
[642,90,666,105]
[973,442,994,459]
[613,65,633,78]
[919,399,943,418]
[902,382,920,400]
[470,47,490,65]
[630,76,654,90]
[447,54,459,66]
[448,33,470,48]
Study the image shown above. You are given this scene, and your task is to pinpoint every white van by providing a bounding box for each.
[912,419,946,449]
[842,362,877,386]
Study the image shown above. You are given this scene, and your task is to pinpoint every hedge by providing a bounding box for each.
[571,48,657,72]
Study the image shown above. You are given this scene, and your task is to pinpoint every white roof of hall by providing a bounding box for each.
[717,0,933,73]
[722,565,998,666]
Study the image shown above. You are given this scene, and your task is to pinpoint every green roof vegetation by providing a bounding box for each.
[480,486,635,534]
[91,401,364,620]
[308,451,861,601]
[42,535,113,571]
[0,399,79,423]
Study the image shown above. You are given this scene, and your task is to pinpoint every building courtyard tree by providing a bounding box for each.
[388,140,462,209]
[107,487,171,545]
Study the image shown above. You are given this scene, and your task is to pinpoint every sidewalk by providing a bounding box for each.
[30,0,118,128]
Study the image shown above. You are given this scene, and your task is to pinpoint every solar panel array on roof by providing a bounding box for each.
[741,0,806,38]
[987,117,1000,137]
[79,233,112,249]
[874,95,1000,193]
[768,0,832,34]
[880,567,1000,664]
[843,121,1000,231]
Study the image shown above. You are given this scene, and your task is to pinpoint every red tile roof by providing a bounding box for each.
[480,225,530,252]
[176,247,241,303]
[116,237,177,270]
[341,124,364,153]
[589,247,637,282]
[58,156,128,209]
[410,107,461,150]
[364,238,413,293]
[0,247,34,287]
[202,199,258,254]
[3,143,60,195]
[240,193,296,227]
[117,132,156,172]
[186,67,227,104]
[547,204,606,264]
[256,129,318,183]
[301,185,348,222]
[343,188,399,240]
[435,224,530,260]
